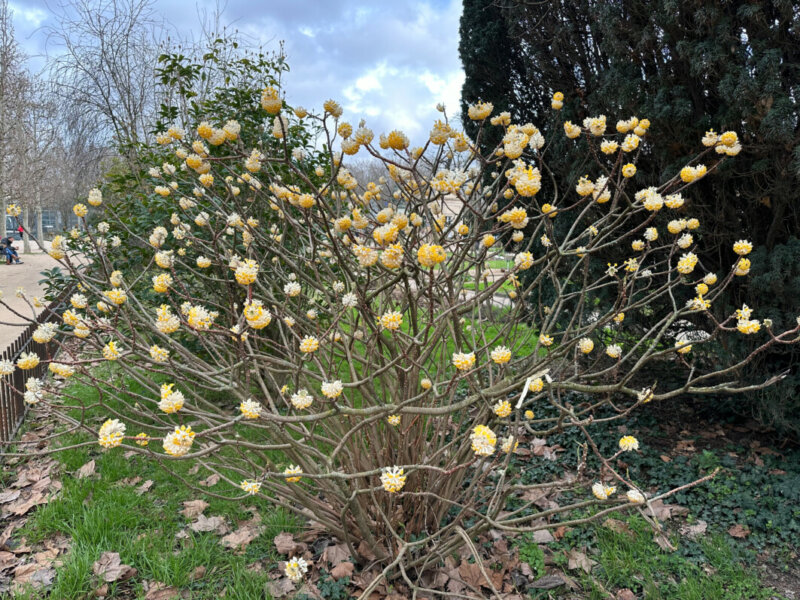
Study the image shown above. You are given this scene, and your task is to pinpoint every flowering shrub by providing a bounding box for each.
[5,74,799,590]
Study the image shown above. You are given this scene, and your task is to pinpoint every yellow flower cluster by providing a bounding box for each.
[733,240,752,256]
[290,389,314,410]
[103,341,120,361]
[284,557,309,583]
[244,300,271,329]
[159,383,185,414]
[380,466,406,493]
[470,425,497,456]
[49,362,75,378]
[156,304,180,334]
[592,482,616,500]
[452,352,476,371]
[493,400,512,417]
[498,207,529,229]
[163,425,195,457]
[467,101,493,120]
[33,323,58,344]
[284,465,303,482]
[103,289,128,305]
[299,336,320,354]
[186,304,217,331]
[240,480,262,495]
[680,164,707,183]
[234,259,259,285]
[149,345,170,362]
[490,346,511,364]
[152,273,172,293]
[239,399,262,419]
[676,252,698,274]
[417,244,446,268]
[98,419,126,449]
[380,311,403,331]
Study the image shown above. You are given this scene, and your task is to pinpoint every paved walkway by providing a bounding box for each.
[0,245,58,349]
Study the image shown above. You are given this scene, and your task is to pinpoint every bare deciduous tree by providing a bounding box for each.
[44,0,165,150]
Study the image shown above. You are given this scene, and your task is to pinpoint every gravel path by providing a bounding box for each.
[0,245,58,349]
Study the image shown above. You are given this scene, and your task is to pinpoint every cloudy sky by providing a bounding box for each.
[8,0,466,143]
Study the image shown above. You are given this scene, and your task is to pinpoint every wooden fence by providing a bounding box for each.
[0,295,65,445]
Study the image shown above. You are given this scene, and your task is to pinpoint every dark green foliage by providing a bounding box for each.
[314,571,351,600]
[459,0,800,436]
[515,536,546,578]
[458,0,535,155]
[718,238,800,437]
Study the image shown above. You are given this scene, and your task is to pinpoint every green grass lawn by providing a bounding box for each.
[13,427,299,599]
[461,278,515,293]
[9,375,299,600]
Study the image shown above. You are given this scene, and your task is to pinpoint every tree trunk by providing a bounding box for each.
[35,205,43,250]
[22,205,30,253]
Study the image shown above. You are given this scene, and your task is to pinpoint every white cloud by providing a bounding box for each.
[8,0,466,143]
[235,0,465,143]
[8,1,46,27]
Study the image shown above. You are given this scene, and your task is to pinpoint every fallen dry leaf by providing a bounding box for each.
[274,532,306,556]
[653,533,676,551]
[10,540,32,554]
[0,490,21,504]
[266,577,296,598]
[189,514,229,535]
[679,520,708,540]
[77,459,96,479]
[180,500,209,519]
[530,574,565,589]
[330,561,355,580]
[198,473,220,487]
[33,548,59,563]
[616,589,636,600]
[532,530,554,544]
[7,490,49,516]
[444,557,464,594]
[190,566,206,581]
[320,542,350,565]
[94,583,109,597]
[144,582,183,599]
[645,499,688,521]
[0,549,16,569]
[13,465,51,488]
[728,524,750,539]
[457,562,487,589]
[27,566,57,587]
[221,522,262,550]
[14,562,56,588]
[135,480,154,495]
[603,518,633,536]
[92,551,136,583]
[357,539,377,562]
[567,549,596,573]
